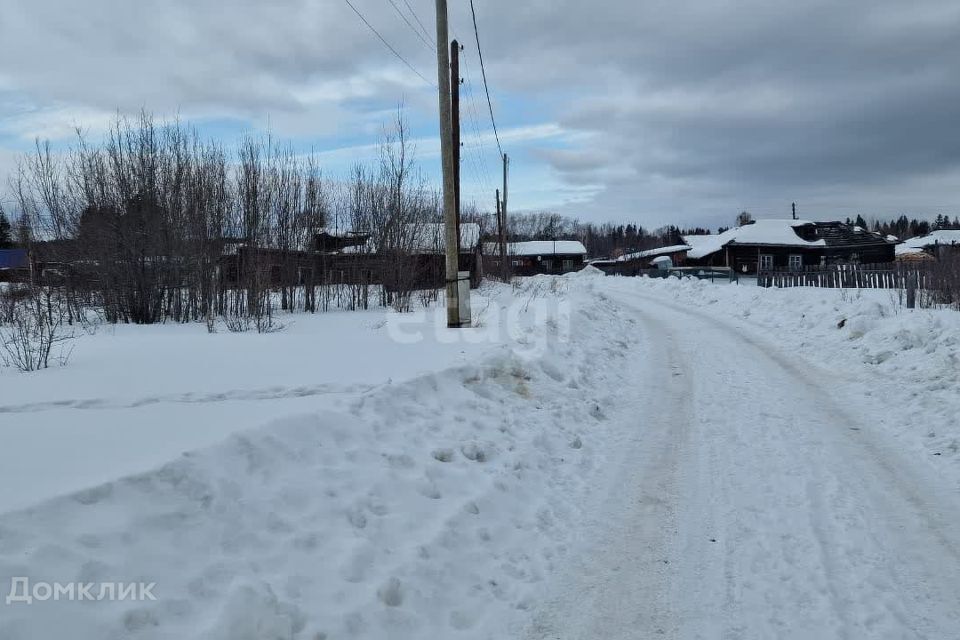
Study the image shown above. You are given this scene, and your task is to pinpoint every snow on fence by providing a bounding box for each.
[758,263,929,289]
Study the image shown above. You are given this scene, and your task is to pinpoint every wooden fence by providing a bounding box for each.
[758,263,929,289]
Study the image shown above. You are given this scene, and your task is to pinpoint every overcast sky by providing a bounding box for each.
[1,0,959,229]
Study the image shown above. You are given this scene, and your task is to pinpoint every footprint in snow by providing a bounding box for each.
[377,577,403,607]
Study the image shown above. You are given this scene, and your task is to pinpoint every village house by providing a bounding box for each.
[589,244,691,276]
[683,219,897,274]
[482,240,587,276]
[895,230,960,261]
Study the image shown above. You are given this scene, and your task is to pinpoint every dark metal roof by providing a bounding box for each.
[812,222,896,248]
[0,249,28,269]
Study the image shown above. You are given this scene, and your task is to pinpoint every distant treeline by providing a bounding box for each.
[492,211,960,260]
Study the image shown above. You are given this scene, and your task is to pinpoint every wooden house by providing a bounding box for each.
[896,230,960,261]
[482,240,587,276]
[684,220,897,274]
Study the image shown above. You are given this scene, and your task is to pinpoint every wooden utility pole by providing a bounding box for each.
[451,40,461,247]
[496,188,507,281]
[501,153,509,281]
[792,202,797,220]
[435,0,464,327]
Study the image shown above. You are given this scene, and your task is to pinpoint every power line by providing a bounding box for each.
[460,54,500,190]
[401,0,437,48]
[386,0,434,53]
[461,78,498,195]
[468,0,503,156]
[343,0,436,87]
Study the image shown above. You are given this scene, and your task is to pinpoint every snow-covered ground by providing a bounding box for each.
[628,276,960,480]
[2,271,960,639]
[0,298,498,513]
[0,273,648,639]
[526,277,960,639]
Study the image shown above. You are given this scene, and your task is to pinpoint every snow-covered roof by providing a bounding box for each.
[611,244,690,263]
[683,220,825,259]
[483,240,587,257]
[682,234,725,260]
[895,244,927,256]
[902,230,960,249]
[726,220,825,247]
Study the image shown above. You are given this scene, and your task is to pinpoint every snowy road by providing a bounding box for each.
[527,285,960,639]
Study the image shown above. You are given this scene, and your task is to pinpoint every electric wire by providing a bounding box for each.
[386,0,434,53]
[468,0,503,156]
[401,0,437,48]
[343,0,436,87]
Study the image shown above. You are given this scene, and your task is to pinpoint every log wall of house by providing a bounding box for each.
[483,253,585,277]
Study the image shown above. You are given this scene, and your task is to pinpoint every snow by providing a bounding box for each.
[625,276,960,480]
[681,233,726,259]
[3,270,960,638]
[0,269,646,639]
[529,277,960,638]
[483,240,587,257]
[902,229,960,249]
[683,219,824,259]
[608,244,690,263]
[896,244,928,256]
[0,305,497,513]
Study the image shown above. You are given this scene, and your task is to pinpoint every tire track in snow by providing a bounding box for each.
[623,287,960,638]
[525,306,696,639]
[523,283,960,639]
[0,382,377,413]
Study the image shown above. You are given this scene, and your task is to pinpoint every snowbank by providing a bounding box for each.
[0,295,508,512]
[0,270,645,640]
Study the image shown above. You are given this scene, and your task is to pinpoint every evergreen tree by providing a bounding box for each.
[0,208,13,249]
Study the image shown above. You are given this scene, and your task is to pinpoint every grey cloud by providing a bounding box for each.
[492,0,960,224]
[1,0,959,225]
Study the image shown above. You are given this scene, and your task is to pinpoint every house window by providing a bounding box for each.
[542,259,554,270]
[562,259,574,271]
[758,254,774,271]
[511,259,521,267]
[788,255,802,271]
